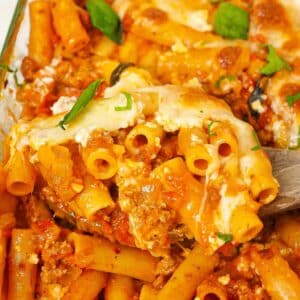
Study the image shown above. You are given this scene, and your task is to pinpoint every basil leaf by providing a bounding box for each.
[251,130,261,151]
[214,3,249,40]
[86,0,123,44]
[215,75,236,89]
[286,92,300,107]
[114,92,133,111]
[216,232,233,243]
[261,45,292,76]
[58,79,102,130]
[110,62,134,86]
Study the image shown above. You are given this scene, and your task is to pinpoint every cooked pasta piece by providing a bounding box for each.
[185,145,213,176]
[240,150,279,204]
[177,127,212,176]
[29,0,54,67]
[0,212,16,297]
[157,243,219,300]
[5,151,36,196]
[51,0,89,53]
[125,122,164,157]
[74,176,115,218]
[208,122,239,157]
[230,206,263,243]
[157,45,250,85]
[275,215,300,249]
[139,285,158,300]
[0,166,6,194]
[8,229,38,300]
[81,147,119,180]
[251,246,300,300]
[177,127,207,154]
[152,157,215,244]
[0,234,6,298]
[63,270,107,300]
[124,5,221,48]
[0,192,17,214]
[196,279,227,300]
[104,274,135,300]
[38,144,79,200]
[68,232,158,282]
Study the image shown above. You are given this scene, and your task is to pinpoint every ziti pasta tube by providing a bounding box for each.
[157,243,219,300]
[104,274,135,300]
[68,232,158,282]
[29,0,54,67]
[8,229,38,300]
[51,0,89,53]
[251,246,300,300]
[63,270,107,300]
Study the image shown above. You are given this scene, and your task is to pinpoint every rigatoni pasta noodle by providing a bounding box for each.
[8,229,37,300]
[68,232,158,282]
[5,151,36,196]
[74,176,115,218]
[63,270,107,300]
[125,122,164,157]
[251,246,300,300]
[51,0,89,53]
[196,279,227,300]
[29,0,54,67]
[230,206,263,243]
[157,243,219,300]
[104,274,135,300]
[81,147,119,180]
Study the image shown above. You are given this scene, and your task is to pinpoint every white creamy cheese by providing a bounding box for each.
[51,96,77,115]
[214,183,247,233]
[154,0,212,32]
[104,69,154,98]
[186,10,212,32]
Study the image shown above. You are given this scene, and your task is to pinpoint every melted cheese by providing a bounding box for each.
[214,184,247,233]
[51,96,77,115]
[250,0,300,57]
[267,72,300,148]
[153,0,212,32]
[11,85,260,158]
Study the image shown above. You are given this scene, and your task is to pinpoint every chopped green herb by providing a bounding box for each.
[208,121,218,137]
[0,63,13,72]
[86,0,123,44]
[215,75,236,89]
[58,79,102,130]
[114,92,133,111]
[286,92,300,107]
[0,63,24,87]
[261,45,292,76]
[251,130,261,151]
[110,62,134,86]
[200,110,204,113]
[214,3,249,40]
[216,232,233,243]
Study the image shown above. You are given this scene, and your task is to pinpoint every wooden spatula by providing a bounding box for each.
[259,148,300,216]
